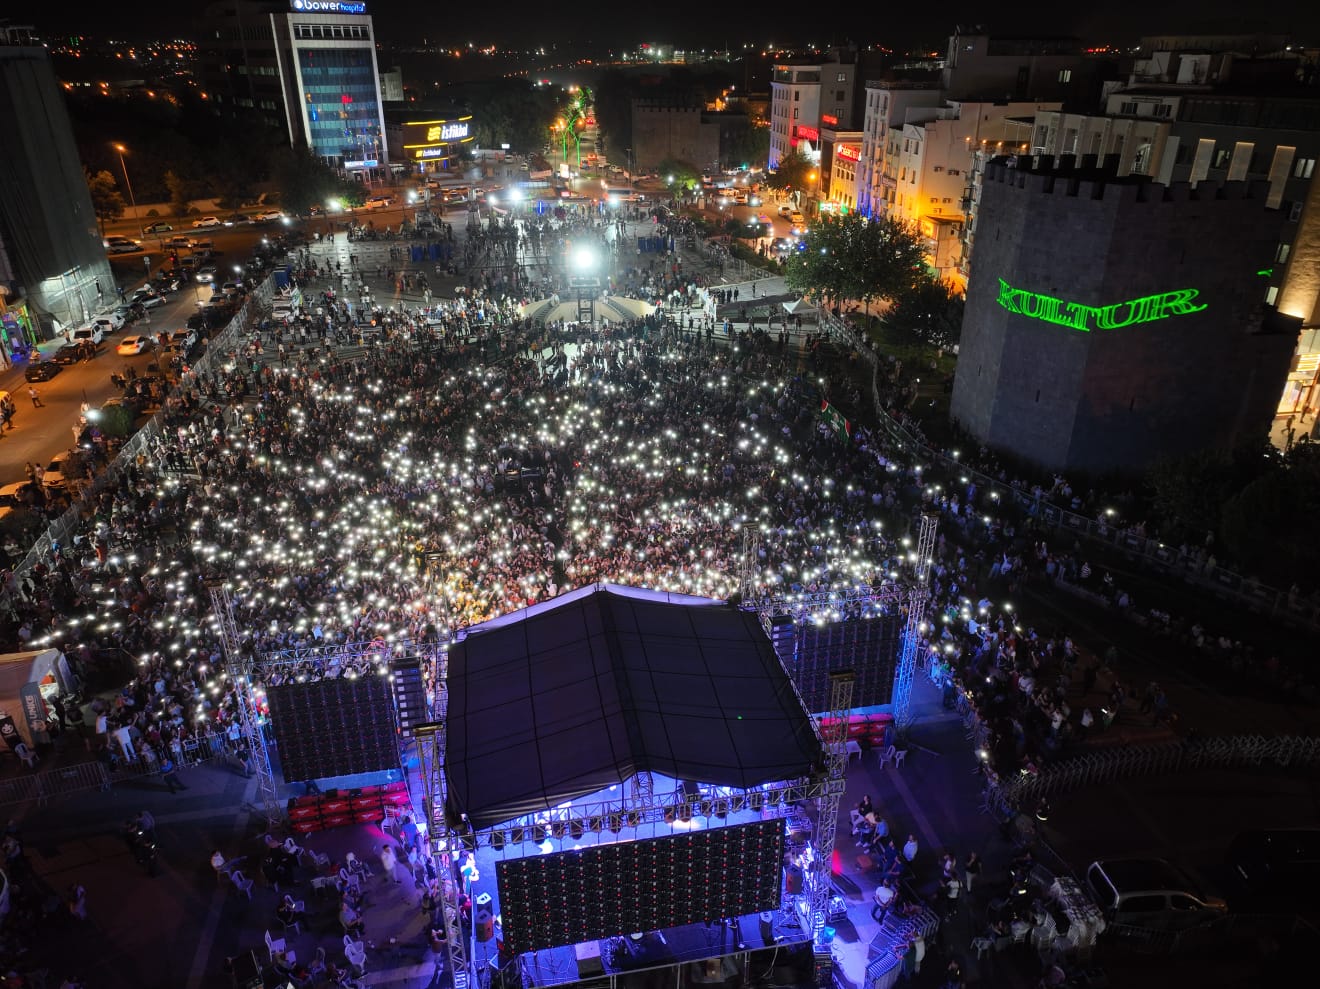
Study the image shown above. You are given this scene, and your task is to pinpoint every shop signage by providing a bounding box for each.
[995,278,1207,333]
[439,122,469,141]
[821,114,838,126]
[415,148,448,160]
[795,125,819,142]
[290,1,367,13]
[836,145,860,162]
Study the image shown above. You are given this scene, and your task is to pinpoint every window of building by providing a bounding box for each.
[1295,157,1316,179]
[794,90,799,101]
[1120,101,1138,115]
[1153,103,1172,118]
[837,73,847,82]
[1288,201,1303,222]
[1265,285,1279,305]
[1276,243,1291,263]
[947,168,960,176]
[929,196,939,203]
[1058,69,1072,83]
[1213,147,1232,168]
[793,108,799,120]
[942,197,952,203]
[836,90,845,101]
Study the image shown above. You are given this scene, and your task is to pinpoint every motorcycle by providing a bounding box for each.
[125,823,158,877]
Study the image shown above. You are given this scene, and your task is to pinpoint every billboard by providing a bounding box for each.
[402,116,475,161]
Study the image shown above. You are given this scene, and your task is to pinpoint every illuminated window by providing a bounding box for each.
[1295,158,1316,179]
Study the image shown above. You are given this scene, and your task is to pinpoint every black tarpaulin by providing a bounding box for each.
[445,584,823,829]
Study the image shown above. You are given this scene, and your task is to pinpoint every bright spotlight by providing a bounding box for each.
[571,246,598,273]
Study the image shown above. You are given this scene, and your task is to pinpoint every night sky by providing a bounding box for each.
[11,0,1320,49]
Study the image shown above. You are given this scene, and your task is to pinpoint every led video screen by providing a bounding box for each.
[498,819,784,954]
[267,676,398,781]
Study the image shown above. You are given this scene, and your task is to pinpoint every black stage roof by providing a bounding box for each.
[445,584,824,829]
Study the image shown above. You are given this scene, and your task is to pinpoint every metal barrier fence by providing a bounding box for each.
[0,729,240,808]
[0,276,275,619]
[818,312,1320,633]
[994,734,1320,809]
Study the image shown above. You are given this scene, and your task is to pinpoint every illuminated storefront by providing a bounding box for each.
[399,116,475,172]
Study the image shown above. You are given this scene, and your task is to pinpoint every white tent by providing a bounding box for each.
[781,297,817,315]
[0,648,74,749]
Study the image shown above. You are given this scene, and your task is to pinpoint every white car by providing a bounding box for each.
[363,195,395,209]
[72,326,105,346]
[105,237,141,254]
[253,209,284,222]
[192,216,223,228]
[43,452,74,491]
[92,312,125,332]
[117,335,150,356]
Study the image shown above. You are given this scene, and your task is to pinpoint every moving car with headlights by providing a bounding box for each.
[117,335,151,356]
[363,195,396,209]
[142,222,173,234]
[194,265,218,283]
[105,236,142,254]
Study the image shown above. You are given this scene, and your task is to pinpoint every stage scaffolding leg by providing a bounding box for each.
[892,512,938,738]
[806,672,853,941]
[206,580,282,832]
[416,722,471,989]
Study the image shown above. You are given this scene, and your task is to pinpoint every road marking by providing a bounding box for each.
[185,776,256,989]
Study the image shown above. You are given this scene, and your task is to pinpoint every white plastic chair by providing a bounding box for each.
[280,898,305,936]
[283,837,308,864]
[265,929,286,962]
[307,848,331,869]
[346,852,373,879]
[879,744,897,767]
[230,870,254,900]
[893,749,908,769]
[343,936,367,976]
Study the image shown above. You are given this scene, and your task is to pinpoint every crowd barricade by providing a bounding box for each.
[817,311,1320,633]
[0,277,276,619]
[991,735,1320,810]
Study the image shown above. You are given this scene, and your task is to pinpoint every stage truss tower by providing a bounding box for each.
[416,721,471,989]
[892,512,939,737]
[805,671,853,939]
[205,580,282,832]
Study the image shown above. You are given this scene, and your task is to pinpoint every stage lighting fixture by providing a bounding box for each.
[569,820,585,840]
[731,796,746,813]
[588,817,602,833]
[664,805,677,824]
[491,830,506,851]
[608,814,622,833]
[678,803,692,822]
[714,800,729,819]
[749,792,764,811]
[551,821,565,839]
[625,811,640,827]
[510,826,525,844]
[699,799,713,817]
[532,825,548,843]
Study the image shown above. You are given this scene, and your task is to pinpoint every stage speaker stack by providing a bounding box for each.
[389,659,427,736]
[476,910,495,943]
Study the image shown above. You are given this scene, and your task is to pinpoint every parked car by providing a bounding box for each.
[169,328,198,353]
[24,362,62,382]
[1087,859,1228,932]
[129,288,167,308]
[253,210,284,222]
[142,222,173,234]
[789,209,805,226]
[116,335,151,356]
[777,204,793,218]
[52,345,80,365]
[42,452,74,491]
[72,326,104,347]
[363,195,396,209]
[92,312,125,333]
[112,302,146,324]
[0,481,37,511]
[166,235,195,249]
[192,216,223,228]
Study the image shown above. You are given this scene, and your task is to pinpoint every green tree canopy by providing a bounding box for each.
[86,170,125,233]
[765,149,814,195]
[784,212,927,311]
[886,277,966,349]
[269,146,345,217]
[164,169,196,218]
[1219,444,1320,587]
[657,158,702,191]
[471,79,560,155]
[1147,442,1276,543]
[727,123,771,171]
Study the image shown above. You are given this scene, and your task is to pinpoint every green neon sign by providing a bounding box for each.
[996,278,1207,333]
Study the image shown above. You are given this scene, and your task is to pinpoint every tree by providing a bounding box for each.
[886,277,965,349]
[657,158,702,191]
[784,212,928,313]
[164,170,195,218]
[471,79,560,155]
[269,146,343,217]
[1219,444,1320,587]
[727,122,771,170]
[1147,442,1275,543]
[86,170,125,234]
[765,149,814,197]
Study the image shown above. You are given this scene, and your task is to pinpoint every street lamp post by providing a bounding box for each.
[112,143,139,230]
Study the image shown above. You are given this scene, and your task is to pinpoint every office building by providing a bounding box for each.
[857,80,943,217]
[0,29,115,352]
[201,1,388,175]
[950,156,1298,473]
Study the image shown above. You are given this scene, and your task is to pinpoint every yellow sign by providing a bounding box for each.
[427,126,442,142]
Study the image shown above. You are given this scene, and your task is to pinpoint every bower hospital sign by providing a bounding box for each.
[996,278,1207,333]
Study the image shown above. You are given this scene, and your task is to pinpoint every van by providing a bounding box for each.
[1087,859,1227,932]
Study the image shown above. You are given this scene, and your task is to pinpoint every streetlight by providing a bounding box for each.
[112,143,139,230]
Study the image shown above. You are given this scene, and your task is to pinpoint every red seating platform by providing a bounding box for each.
[285,781,409,834]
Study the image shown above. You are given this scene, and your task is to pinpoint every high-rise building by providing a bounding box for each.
[0,28,115,352]
[200,1,388,175]
[950,156,1298,473]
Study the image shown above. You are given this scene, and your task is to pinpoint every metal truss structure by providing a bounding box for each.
[892,512,938,737]
[206,580,283,832]
[747,581,910,630]
[416,722,471,989]
[805,672,853,940]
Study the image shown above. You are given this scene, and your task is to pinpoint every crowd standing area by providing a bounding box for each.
[0,214,1273,987]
